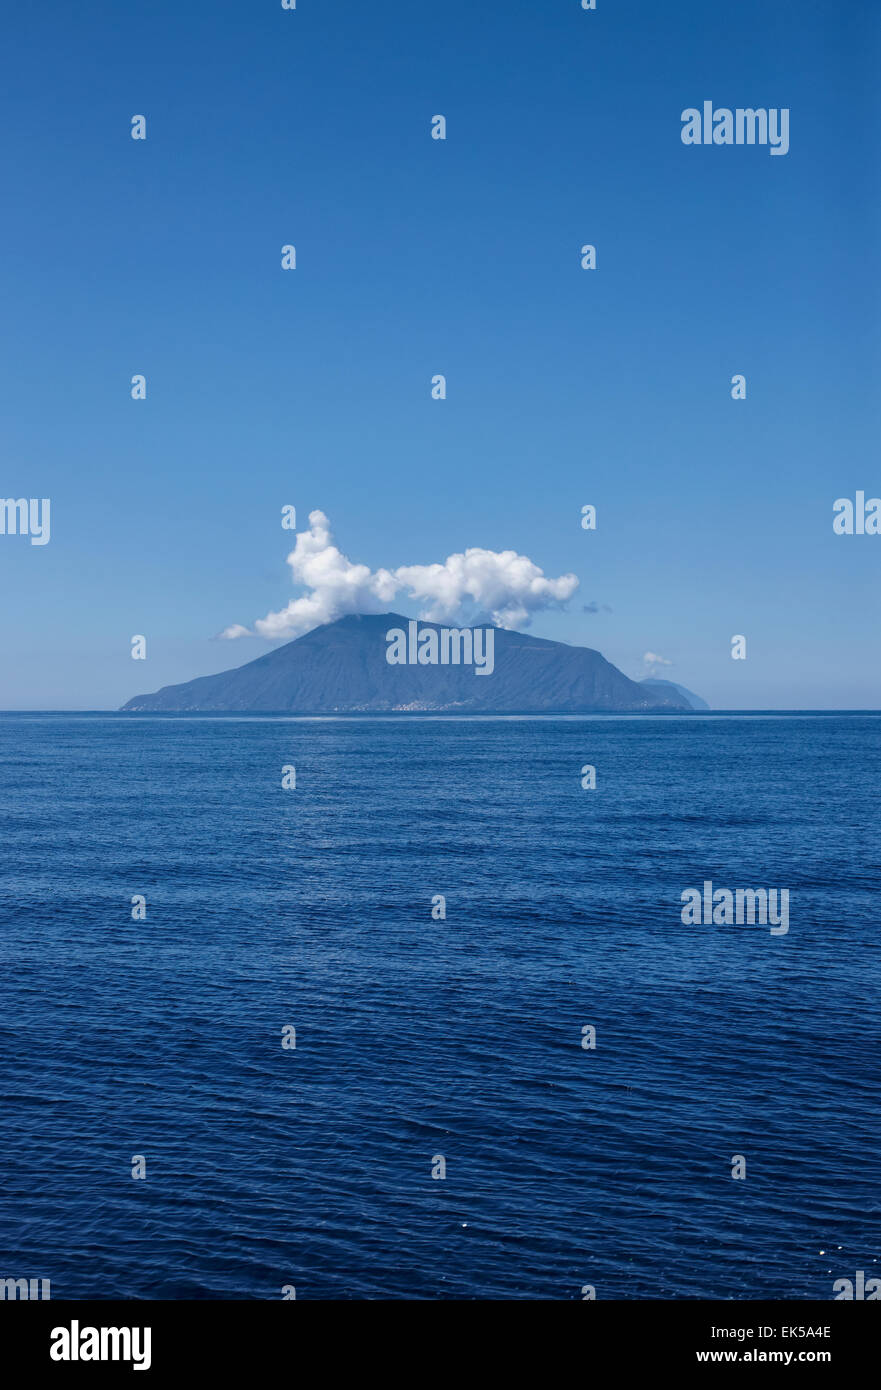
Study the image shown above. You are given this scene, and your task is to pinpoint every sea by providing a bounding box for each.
[0,712,878,1300]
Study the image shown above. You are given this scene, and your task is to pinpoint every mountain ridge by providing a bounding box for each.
[121,612,699,714]
[640,677,711,712]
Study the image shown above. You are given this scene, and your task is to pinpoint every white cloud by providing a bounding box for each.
[395,548,577,628]
[222,510,579,640]
[643,651,673,668]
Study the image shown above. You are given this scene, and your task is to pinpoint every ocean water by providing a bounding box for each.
[0,712,879,1301]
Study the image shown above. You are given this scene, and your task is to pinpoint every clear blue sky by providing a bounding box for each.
[0,0,878,709]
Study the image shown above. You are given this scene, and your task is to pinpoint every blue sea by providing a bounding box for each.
[0,713,878,1300]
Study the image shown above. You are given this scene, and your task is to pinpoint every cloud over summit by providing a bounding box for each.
[221,511,579,641]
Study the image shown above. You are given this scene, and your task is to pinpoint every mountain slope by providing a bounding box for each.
[121,613,696,713]
[640,677,710,711]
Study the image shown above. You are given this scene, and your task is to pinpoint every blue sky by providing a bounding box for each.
[0,0,878,709]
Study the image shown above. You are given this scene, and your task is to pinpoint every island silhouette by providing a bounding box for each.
[121,613,707,714]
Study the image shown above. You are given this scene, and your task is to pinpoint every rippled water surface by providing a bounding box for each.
[1,713,879,1298]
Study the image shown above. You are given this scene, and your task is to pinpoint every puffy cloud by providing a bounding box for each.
[394,548,578,628]
[643,651,673,668]
[222,510,579,640]
[247,511,398,641]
